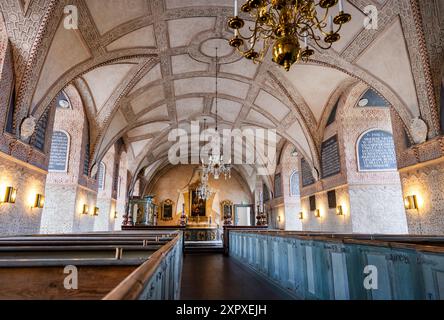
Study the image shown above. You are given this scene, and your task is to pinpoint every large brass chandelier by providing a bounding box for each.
[227,0,351,71]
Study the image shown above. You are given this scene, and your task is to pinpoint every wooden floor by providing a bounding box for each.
[180,253,295,300]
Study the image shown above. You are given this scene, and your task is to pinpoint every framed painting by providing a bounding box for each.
[162,199,174,221]
[190,189,206,217]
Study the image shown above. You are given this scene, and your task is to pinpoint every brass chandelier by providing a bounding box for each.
[227,0,351,71]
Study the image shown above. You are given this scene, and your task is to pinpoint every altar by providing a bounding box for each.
[123,171,230,242]
[184,227,219,241]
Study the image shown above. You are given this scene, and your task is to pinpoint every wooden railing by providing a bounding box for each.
[103,232,183,300]
[223,226,269,255]
[0,231,183,300]
[228,230,444,300]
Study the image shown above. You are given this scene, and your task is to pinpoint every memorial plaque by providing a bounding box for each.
[263,184,270,202]
[327,190,337,209]
[48,131,69,172]
[440,84,444,131]
[274,173,282,198]
[309,195,316,211]
[83,142,90,176]
[358,130,397,171]
[321,135,341,179]
[98,162,105,190]
[301,158,315,187]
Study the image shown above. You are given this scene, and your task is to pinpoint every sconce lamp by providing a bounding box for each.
[33,194,45,209]
[299,212,304,220]
[82,204,89,215]
[1,186,17,204]
[336,205,344,216]
[93,207,100,216]
[404,195,418,210]
[314,209,321,218]
[114,211,118,219]
[277,216,281,223]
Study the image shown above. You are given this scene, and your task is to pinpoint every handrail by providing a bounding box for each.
[103,232,182,300]
[228,230,444,300]
[227,230,444,254]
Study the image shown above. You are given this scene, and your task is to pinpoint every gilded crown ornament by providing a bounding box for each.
[228,0,351,71]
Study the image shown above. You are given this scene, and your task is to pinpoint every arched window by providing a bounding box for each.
[357,88,388,108]
[5,83,15,134]
[48,131,70,172]
[56,90,72,109]
[440,83,443,133]
[97,162,106,190]
[289,171,300,196]
[326,100,338,126]
[83,131,90,176]
[31,109,50,151]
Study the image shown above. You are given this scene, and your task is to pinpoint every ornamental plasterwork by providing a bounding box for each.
[0,0,441,179]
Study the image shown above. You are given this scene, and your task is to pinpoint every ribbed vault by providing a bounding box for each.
[1,0,435,186]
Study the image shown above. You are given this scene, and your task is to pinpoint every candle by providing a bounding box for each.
[329,16,333,32]
[304,33,308,47]
[339,0,343,12]
[234,0,238,16]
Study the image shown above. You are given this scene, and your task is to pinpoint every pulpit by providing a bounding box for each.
[127,196,158,226]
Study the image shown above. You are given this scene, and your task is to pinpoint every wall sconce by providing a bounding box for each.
[336,205,344,216]
[93,207,100,216]
[33,194,45,209]
[314,209,321,218]
[1,186,17,204]
[299,212,304,220]
[404,195,418,210]
[277,215,281,223]
[82,204,89,215]
[114,211,118,219]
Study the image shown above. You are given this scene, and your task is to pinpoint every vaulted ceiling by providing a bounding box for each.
[2,0,440,183]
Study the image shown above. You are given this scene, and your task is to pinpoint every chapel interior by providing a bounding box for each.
[0,0,443,301]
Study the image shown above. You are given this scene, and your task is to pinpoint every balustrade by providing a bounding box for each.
[228,231,444,300]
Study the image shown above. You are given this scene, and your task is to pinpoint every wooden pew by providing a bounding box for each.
[0,230,184,300]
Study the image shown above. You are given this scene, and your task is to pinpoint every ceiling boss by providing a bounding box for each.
[227,0,352,71]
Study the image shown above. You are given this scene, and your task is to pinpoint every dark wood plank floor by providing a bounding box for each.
[180,253,295,300]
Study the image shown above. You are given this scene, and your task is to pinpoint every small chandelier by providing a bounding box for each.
[197,172,213,200]
[227,0,351,71]
[202,153,232,180]
[200,48,231,180]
